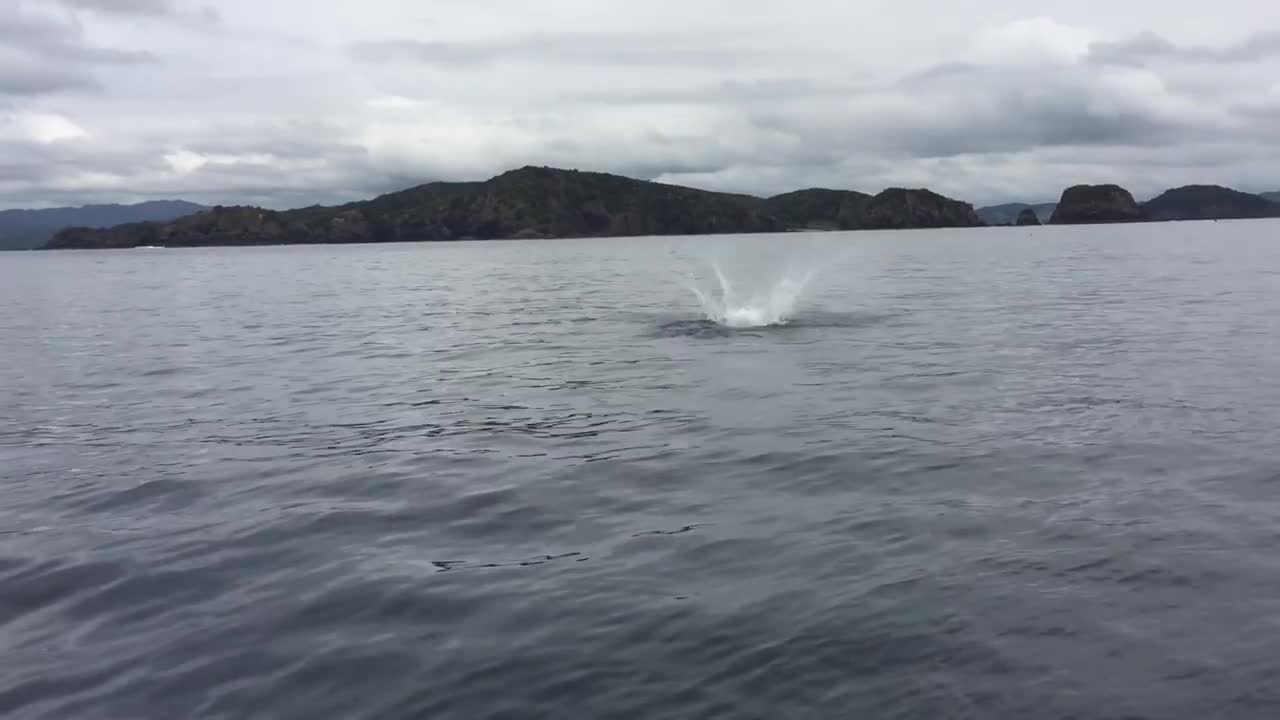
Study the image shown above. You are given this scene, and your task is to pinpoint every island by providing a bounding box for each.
[46,167,984,249]
[30,167,1280,250]
[1049,185,1147,225]
[1142,185,1280,221]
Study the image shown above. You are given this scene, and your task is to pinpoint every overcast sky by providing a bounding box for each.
[3,0,1280,209]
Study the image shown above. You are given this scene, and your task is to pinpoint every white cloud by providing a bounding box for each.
[975,17,1097,65]
[164,149,206,173]
[0,112,89,143]
[365,96,420,111]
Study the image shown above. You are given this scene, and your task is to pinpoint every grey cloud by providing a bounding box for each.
[566,77,863,106]
[536,139,757,182]
[553,52,1266,202]
[130,51,1280,206]
[5,2,1280,210]
[0,140,161,207]
[351,32,803,68]
[0,6,156,66]
[55,0,220,23]
[0,119,378,209]
[897,62,979,84]
[0,55,100,95]
[885,64,1187,153]
[176,120,360,160]
[1090,30,1280,65]
[555,60,1195,171]
[58,0,179,15]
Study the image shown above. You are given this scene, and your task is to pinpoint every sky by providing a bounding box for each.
[3,0,1280,209]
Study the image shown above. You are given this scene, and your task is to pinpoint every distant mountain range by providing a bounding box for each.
[0,201,207,251]
[30,169,1280,250]
[1261,192,1280,203]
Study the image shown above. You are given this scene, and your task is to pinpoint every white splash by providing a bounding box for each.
[687,262,816,328]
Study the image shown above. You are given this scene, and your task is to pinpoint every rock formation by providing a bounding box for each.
[1049,185,1146,225]
[976,202,1055,225]
[850,188,983,230]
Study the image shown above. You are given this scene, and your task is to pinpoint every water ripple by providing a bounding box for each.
[5,229,1280,719]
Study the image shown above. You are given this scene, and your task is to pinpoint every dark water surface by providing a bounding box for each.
[4,222,1280,719]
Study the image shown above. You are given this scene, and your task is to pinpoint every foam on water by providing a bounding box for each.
[687,262,816,328]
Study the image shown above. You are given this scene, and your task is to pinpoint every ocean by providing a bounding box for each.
[4,221,1280,719]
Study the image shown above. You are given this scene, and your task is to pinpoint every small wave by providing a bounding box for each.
[430,552,586,572]
[653,311,901,338]
[653,319,741,338]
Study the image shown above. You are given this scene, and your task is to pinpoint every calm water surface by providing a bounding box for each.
[4,222,1280,719]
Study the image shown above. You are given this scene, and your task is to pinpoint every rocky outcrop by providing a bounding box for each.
[764,189,872,230]
[1015,208,1042,226]
[1049,185,1146,225]
[1143,185,1280,221]
[976,202,1055,225]
[850,188,983,230]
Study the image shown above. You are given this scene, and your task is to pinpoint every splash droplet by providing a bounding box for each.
[686,262,816,328]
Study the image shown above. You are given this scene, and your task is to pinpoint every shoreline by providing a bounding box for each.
[24,215,1280,252]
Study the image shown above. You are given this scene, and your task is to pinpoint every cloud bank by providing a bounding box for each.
[3,0,1280,209]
